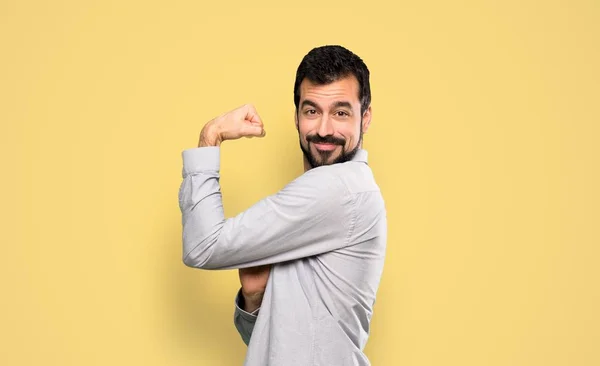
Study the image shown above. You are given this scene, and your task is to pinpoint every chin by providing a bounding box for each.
[300,138,351,169]
[315,151,340,163]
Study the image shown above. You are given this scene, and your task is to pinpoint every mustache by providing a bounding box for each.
[306,134,346,145]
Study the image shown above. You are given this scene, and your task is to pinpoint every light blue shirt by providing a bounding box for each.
[179,146,387,365]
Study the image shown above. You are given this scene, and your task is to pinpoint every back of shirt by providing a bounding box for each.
[241,158,387,365]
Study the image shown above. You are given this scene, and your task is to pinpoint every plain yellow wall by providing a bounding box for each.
[1,0,599,365]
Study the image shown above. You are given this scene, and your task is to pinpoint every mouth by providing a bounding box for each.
[313,142,339,152]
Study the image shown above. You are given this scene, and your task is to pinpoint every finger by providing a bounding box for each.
[242,123,266,138]
[244,104,263,126]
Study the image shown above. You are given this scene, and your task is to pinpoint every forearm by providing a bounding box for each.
[179,146,227,268]
[241,292,263,313]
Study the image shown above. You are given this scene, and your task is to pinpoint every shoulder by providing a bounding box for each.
[287,165,351,198]
[321,161,381,195]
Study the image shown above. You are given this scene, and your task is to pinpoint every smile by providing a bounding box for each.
[313,143,339,151]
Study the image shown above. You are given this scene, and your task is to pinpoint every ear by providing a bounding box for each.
[294,109,299,130]
[361,105,372,133]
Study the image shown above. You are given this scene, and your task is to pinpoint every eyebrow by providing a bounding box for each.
[331,101,353,110]
[300,100,320,109]
[300,100,353,111]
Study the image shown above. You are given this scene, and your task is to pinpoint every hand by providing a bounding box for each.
[198,104,266,147]
[239,265,271,313]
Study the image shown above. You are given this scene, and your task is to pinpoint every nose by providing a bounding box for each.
[317,115,334,137]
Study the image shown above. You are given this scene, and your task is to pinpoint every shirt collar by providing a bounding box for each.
[351,149,368,164]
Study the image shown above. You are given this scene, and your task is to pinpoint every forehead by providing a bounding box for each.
[299,75,360,107]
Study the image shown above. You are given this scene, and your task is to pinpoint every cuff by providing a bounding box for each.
[181,146,220,177]
[235,288,260,320]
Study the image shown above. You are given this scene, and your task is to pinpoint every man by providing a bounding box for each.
[178,45,387,365]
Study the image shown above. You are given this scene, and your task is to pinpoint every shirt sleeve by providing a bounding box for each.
[178,146,356,269]
[233,288,259,346]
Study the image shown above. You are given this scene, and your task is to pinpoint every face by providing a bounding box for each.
[296,75,372,168]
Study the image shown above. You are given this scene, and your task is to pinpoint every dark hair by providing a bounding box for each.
[294,45,371,115]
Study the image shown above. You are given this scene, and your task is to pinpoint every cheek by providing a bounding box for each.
[341,124,361,143]
[297,120,314,140]
[298,126,309,140]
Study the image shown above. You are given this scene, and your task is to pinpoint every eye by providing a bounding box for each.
[335,110,349,117]
[305,109,317,115]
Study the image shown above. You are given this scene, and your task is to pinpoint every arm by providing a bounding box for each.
[233,263,270,344]
[233,288,259,346]
[178,105,355,270]
[178,146,354,269]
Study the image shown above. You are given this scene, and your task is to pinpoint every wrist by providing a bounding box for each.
[198,124,222,147]
[242,293,263,313]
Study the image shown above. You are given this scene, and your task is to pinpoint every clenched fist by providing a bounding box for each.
[198,104,266,147]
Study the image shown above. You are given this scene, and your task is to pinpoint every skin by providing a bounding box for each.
[296,75,372,170]
[198,75,372,312]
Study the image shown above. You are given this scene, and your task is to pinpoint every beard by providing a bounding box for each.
[299,124,363,169]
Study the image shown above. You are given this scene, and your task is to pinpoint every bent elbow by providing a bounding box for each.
[182,232,223,269]
[182,253,201,268]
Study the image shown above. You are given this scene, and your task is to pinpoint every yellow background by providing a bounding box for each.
[1,0,598,365]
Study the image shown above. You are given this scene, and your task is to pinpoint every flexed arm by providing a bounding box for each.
[179,104,355,270]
